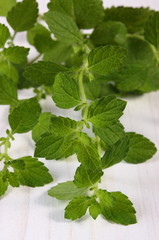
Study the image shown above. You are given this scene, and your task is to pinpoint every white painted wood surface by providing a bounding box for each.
[0,1,159,239]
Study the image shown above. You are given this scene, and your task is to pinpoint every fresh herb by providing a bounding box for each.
[0,0,158,225]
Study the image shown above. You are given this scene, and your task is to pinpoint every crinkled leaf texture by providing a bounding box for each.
[98,190,137,225]
[9,97,41,134]
[7,0,38,32]
[8,156,53,187]
[88,45,127,76]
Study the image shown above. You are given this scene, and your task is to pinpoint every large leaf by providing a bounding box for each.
[88,46,127,76]
[45,11,82,44]
[98,190,137,225]
[87,96,126,128]
[9,97,41,133]
[52,72,81,109]
[7,0,38,32]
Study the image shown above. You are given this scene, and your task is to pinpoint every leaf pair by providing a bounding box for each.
[48,182,137,225]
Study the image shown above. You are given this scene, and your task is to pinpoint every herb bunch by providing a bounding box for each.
[0,0,158,225]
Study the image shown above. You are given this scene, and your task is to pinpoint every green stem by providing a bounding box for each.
[29,53,42,64]
[96,136,102,156]
[79,70,87,104]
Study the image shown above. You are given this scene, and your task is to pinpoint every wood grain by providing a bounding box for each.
[0,1,159,239]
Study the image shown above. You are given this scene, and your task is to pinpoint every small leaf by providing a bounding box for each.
[0,75,18,106]
[7,0,38,32]
[124,132,157,164]
[9,97,41,133]
[0,0,16,16]
[0,24,10,48]
[144,12,159,50]
[65,196,92,220]
[88,45,127,76]
[52,72,81,109]
[32,112,53,142]
[87,96,126,128]
[98,190,137,225]
[89,201,101,220]
[24,61,68,87]
[101,137,129,169]
[3,46,29,64]
[8,156,53,187]
[48,181,87,200]
[45,11,82,44]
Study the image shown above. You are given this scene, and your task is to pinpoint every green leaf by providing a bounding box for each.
[98,190,137,225]
[43,41,73,64]
[35,132,76,160]
[52,72,81,109]
[74,164,103,188]
[104,7,153,33]
[24,61,68,87]
[48,0,75,18]
[126,38,154,63]
[112,38,156,92]
[0,75,18,106]
[32,112,53,142]
[0,0,16,16]
[115,61,150,92]
[124,132,157,164]
[34,117,81,160]
[74,133,103,188]
[101,137,129,169]
[144,12,159,50]
[88,46,127,76]
[9,97,41,134]
[138,66,159,93]
[93,122,125,150]
[27,24,53,53]
[48,181,86,200]
[0,61,18,84]
[89,201,101,220]
[87,96,126,128]
[27,23,51,45]
[73,0,104,29]
[45,11,82,44]
[8,156,53,187]
[0,172,8,197]
[3,46,29,64]
[7,0,38,32]
[0,24,10,48]
[33,35,53,53]
[90,21,127,46]
[65,196,92,220]
[49,116,83,136]
[7,172,20,187]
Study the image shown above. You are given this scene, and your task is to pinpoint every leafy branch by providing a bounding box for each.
[0,0,158,225]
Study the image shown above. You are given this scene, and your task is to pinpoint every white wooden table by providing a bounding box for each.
[0,1,159,239]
